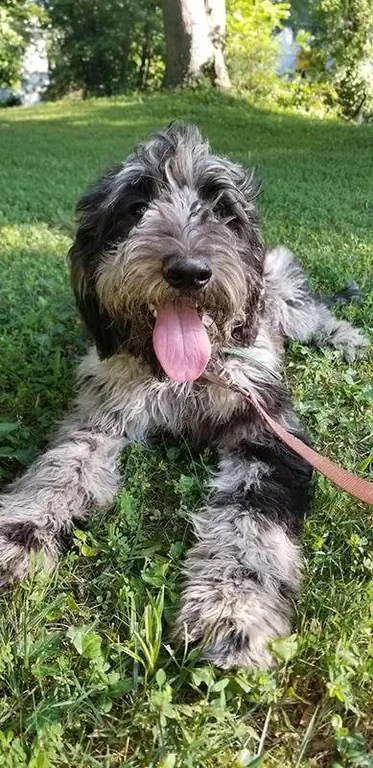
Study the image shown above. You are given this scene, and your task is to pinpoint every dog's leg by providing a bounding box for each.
[175,426,313,668]
[0,421,126,584]
[0,350,154,585]
[265,246,369,360]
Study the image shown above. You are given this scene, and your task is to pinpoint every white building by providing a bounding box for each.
[275,27,301,77]
[0,18,49,106]
[21,18,50,105]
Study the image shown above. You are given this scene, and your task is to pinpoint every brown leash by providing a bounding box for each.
[204,370,373,506]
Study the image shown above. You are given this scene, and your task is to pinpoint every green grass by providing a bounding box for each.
[0,90,372,767]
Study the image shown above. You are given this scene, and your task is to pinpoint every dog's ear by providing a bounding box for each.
[231,243,265,347]
[231,277,265,346]
[221,160,265,346]
[69,171,131,359]
[221,157,262,229]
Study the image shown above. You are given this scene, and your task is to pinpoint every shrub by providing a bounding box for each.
[226,0,290,97]
[276,76,339,117]
[0,0,31,90]
[312,0,373,118]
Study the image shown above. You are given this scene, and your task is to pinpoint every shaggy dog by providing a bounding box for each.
[0,123,368,668]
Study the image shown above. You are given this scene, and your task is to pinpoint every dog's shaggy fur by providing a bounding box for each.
[0,123,369,668]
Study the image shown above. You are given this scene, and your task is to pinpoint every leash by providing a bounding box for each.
[204,369,373,506]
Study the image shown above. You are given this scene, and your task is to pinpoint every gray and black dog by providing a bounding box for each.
[0,123,368,668]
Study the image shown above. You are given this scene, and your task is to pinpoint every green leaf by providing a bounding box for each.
[156,668,167,687]
[67,595,79,611]
[142,560,169,587]
[158,754,176,768]
[235,752,264,768]
[0,422,18,436]
[66,625,102,660]
[73,529,87,542]
[271,634,298,662]
[81,544,98,557]
[211,678,230,692]
[191,666,215,689]
[31,663,60,678]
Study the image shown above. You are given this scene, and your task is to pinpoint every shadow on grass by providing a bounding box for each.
[1,90,372,233]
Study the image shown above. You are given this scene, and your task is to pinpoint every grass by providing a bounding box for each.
[0,89,372,767]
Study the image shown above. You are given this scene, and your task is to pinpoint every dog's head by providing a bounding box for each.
[70,122,265,381]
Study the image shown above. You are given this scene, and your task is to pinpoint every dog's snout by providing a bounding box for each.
[163,256,212,290]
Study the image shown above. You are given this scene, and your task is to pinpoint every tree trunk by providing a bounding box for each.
[205,0,231,88]
[137,23,152,90]
[162,0,230,88]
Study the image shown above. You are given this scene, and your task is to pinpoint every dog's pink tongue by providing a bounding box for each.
[153,301,211,382]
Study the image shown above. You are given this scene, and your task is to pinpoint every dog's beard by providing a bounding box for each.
[96,243,248,382]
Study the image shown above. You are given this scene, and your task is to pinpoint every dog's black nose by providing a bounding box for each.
[163,257,212,290]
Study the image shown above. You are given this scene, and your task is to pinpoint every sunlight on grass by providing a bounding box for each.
[0,91,372,766]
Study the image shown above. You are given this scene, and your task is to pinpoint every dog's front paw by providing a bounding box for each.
[174,568,294,669]
[333,324,370,362]
[0,502,58,586]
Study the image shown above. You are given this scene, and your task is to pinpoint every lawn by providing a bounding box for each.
[0,90,372,767]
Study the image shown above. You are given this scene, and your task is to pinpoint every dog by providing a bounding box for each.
[0,123,369,668]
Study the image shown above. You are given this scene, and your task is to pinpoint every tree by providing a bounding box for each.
[162,0,230,88]
[0,0,31,90]
[313,0,373,118]
[45,0,165,98]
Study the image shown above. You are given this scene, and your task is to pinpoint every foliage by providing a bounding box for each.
[44,0,165,98]
[312,0,373,117]
[288,0,313,28]
[226,0,290,96]
[276,75,339,117]
[0,0,32,90]
[0,90,372,764]
[225,0,373,120]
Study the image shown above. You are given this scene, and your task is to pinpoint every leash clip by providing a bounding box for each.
[204,365,247,397]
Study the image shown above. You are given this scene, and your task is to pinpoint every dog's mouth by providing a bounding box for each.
[149,299,211,383]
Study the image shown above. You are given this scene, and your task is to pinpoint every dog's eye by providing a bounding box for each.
[129,202,148,218]
[214,199,232,219]
[214,202,239,229]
